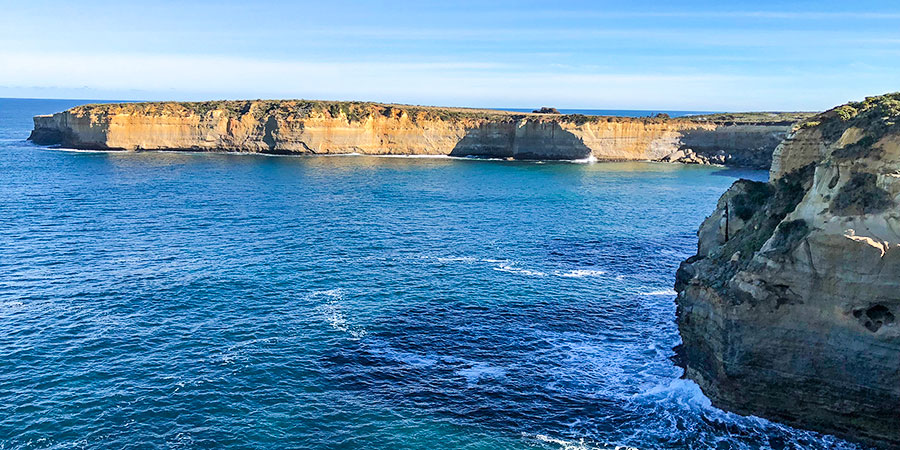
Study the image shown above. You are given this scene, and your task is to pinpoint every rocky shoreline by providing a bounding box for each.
[28,100,808,167]
[675,93,900,448]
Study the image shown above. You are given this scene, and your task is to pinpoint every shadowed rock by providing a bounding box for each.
[449,120,592,160]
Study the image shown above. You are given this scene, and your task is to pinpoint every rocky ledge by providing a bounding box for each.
[675,93,900,447]
[28,100,809,167]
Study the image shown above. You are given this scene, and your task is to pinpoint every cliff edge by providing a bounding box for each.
[28,100,807,167]
[675,94,900,447]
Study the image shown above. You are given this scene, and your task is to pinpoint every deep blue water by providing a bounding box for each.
[499,108,715,118]
[0,99,863,450]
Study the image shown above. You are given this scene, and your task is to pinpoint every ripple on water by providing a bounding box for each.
[0,99,863,450]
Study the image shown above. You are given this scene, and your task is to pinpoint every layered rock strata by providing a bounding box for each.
[676,94,900,447]
[29,100,803,166]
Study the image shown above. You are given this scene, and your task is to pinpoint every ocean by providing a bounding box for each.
[0,98,862,449]
[498,108,714,117]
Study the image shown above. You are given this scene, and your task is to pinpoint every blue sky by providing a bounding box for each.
[1,0,899,110]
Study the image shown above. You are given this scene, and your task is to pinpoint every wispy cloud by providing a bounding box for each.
[1,1,899,109]
[0,50,879,110]
[536,10,900,20]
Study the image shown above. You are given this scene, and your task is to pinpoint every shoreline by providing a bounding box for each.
[34,143,751,168]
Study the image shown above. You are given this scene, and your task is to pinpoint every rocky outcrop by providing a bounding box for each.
[28,100,802,166]
[676,124,796,168]
[532,107,561,114]
[676,94,900,447]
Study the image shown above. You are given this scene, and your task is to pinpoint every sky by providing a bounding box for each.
[1,0,900,111]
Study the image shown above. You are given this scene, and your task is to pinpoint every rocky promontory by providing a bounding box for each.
[28,100,808,167]
[676,94,900,447]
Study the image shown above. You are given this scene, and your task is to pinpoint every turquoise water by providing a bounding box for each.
[0,99,863,449]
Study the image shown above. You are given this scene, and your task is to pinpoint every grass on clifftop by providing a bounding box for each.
[799,92,900,147]
[690,111,816,125]
[65,100,813,126]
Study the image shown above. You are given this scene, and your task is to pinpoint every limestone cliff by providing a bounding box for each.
[28,100,802,165]
[676,94,900,447]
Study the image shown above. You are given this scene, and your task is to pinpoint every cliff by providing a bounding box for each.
[28,100,805,166]
[675,94,900,447]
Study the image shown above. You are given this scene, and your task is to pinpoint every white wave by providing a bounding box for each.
[53,147,111,153]
[3,301,24,308]
[321,152,362,157]
[40,147,609,165]
[638,289,676,296]
[635,378,712,411]
[494,263,546,277]
[311,289,367,340]
[259,151,360,158]
[371,154,452,159]
[435,256,479,263]
[569,154,599,164]
[460,155,508,161]
[456,363,506,383]
[555,269,606,278]
[530,434,638,450]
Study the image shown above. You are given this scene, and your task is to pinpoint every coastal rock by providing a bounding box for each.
[675,93,900,447]
[532,107,561,114]
[28,100,803,166]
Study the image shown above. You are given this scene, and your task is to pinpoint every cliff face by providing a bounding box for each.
[29,100,798,165]
[676,94,900,447]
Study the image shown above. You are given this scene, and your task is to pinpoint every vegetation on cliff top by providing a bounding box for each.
[831,172,895,216]
[799,92,900,151]
[690,111,816,125]
[67,100,520,124]
[62,100,805,127]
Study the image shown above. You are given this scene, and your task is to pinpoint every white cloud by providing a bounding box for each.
[0,50,891,111]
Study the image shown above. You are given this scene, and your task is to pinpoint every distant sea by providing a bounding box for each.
[499,108,717,117]
[0,98,860,450]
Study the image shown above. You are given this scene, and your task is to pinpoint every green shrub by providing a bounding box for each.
[831,172,894,216]
[835,105,857,121]
[832,135,881,160]
[799,120,821,129]
[731,181,773,220]
[767,219,810,254]
[564,114,594,125]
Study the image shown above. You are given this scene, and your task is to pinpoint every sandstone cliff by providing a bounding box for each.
[28,100,802,166]
[676,94,900,447]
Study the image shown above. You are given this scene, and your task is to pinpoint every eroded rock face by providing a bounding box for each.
[676,93,900,447]
[28,100,795,164]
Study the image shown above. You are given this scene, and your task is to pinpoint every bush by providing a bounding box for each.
[731,181,772,220]
[831,172,894,216]
[799,120,820,129]
[564,114,594,125]
[832,135,881,160]
[767,219,810,254]
[835,105,858,121]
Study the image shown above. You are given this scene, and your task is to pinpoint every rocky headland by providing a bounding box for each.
[28,100,809,167]
[675,94,900,447]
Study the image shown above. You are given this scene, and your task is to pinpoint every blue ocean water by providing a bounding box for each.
[499,108,715,118]
[0,99,863,450]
